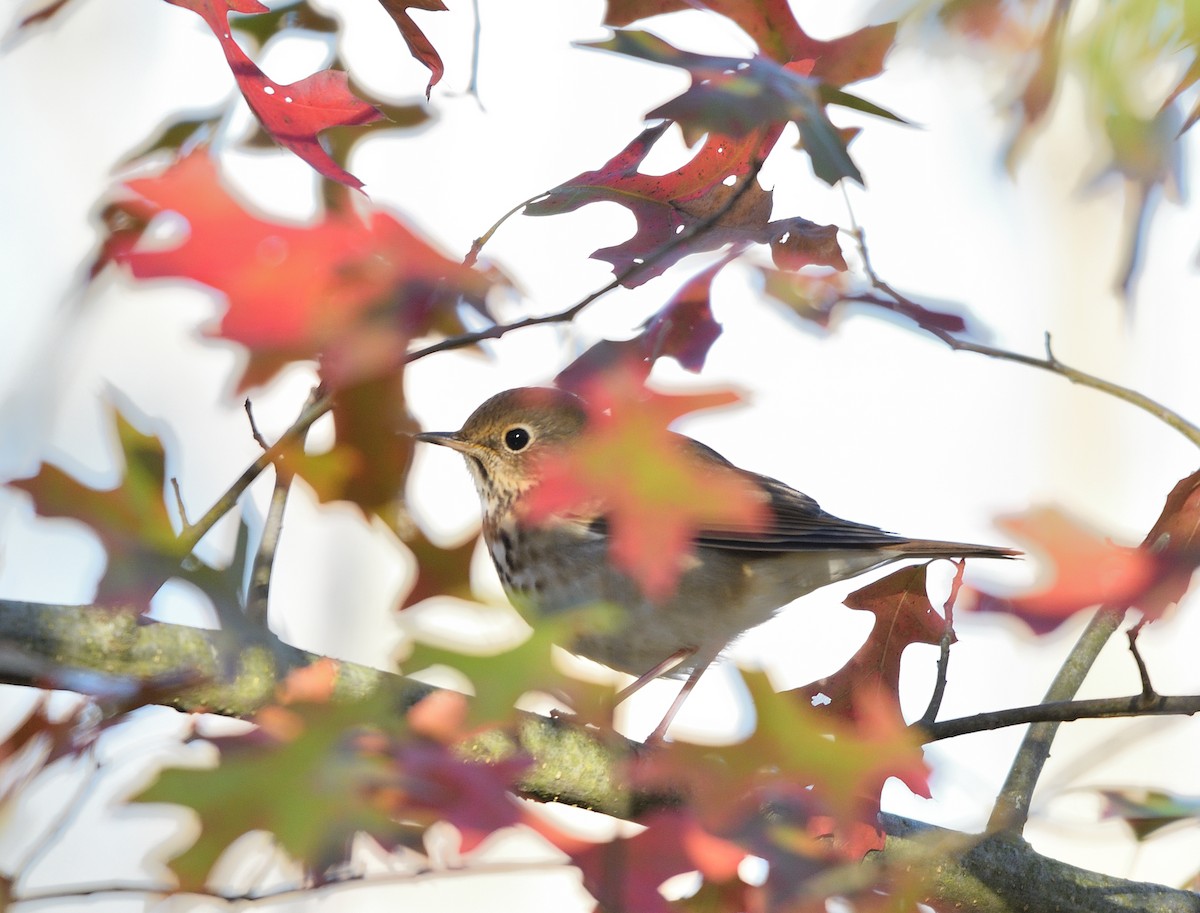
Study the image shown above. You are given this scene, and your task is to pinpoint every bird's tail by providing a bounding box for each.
[886,538,1020,561]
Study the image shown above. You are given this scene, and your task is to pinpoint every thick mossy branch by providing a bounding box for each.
[0,601,397,718]
[882,815,1200,913]
[0,599,1197,911]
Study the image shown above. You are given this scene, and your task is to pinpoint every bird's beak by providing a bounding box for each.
[415,430,475,454]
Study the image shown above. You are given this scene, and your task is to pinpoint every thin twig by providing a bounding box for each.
[168,478,191,528]
[849,227,1200,448]
[242,395,313,629]
[918,560,965,727]
[178,141,769,565]
[465,0,484,107]
[177,390,331,556]
[1126,619,1156,700]
[243,398,269,449]
[464,192,549,268]
[421,147,770,364]
[922,687,1197,741]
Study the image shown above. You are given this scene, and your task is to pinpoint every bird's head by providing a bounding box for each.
[416,387,587,510]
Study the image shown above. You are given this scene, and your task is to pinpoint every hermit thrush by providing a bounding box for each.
[417,386,1016,739]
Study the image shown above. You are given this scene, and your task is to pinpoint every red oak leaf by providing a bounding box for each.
[166,0,382,188]
[554,260,727,390]
[629,674,929,863]
[587,31,903,185]
[10,406,185,607]
[571,808,747,913]
[399,529,478,609]
[746,674,929,846]
[521,366,768,600]
[525,123,840,285]
[1134,467,1200,617]
[378,0,447,98]
[111,149,495,391]
[792,564,951,725]
[378,740,530,852]
[972,508,1157,633]
[605,0,896,79]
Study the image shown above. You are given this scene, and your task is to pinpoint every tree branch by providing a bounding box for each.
[923,688,1200,741]
[986,606,1127,832]
[881,813,1200,913]
[3,598,1200,909]
[847,228,1200,448]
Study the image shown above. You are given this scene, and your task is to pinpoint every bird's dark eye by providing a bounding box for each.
[503,426,532,452]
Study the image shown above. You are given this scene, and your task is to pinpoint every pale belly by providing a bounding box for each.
[489,523,891,677]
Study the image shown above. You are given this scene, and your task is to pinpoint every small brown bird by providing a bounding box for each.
[417,386,1016,740]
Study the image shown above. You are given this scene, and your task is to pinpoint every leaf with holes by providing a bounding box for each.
[792,564,950,726]
[166,0,382,188]
[605,0,896,80]
[587,31,904,184]
[526,124,841,285]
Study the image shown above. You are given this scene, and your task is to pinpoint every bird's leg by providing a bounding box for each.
[613,647,695,704]
[645,658,713,744]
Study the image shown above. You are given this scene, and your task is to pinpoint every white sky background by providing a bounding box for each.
[2,0,1200,907]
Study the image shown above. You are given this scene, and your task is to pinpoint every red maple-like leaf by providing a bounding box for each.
[166,0,382,188]
[792,564,951,726]
[526,123,841,285]
[1133,467,1200,617]
[519,365,768,600]
[748,674,929,856]
[110,149,496,391]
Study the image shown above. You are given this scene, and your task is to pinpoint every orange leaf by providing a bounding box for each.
[519,365,767,600]
[999,508,1154,614]
[113,150,495,390]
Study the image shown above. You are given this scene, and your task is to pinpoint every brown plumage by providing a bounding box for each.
[418,386,1017,739]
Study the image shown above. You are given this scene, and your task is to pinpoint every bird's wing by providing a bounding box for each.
[584,435,909,553]
[682,439,908,552]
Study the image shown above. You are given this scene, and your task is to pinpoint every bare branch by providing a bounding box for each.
[986,606,1126,832]
[922,688,1200,741]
